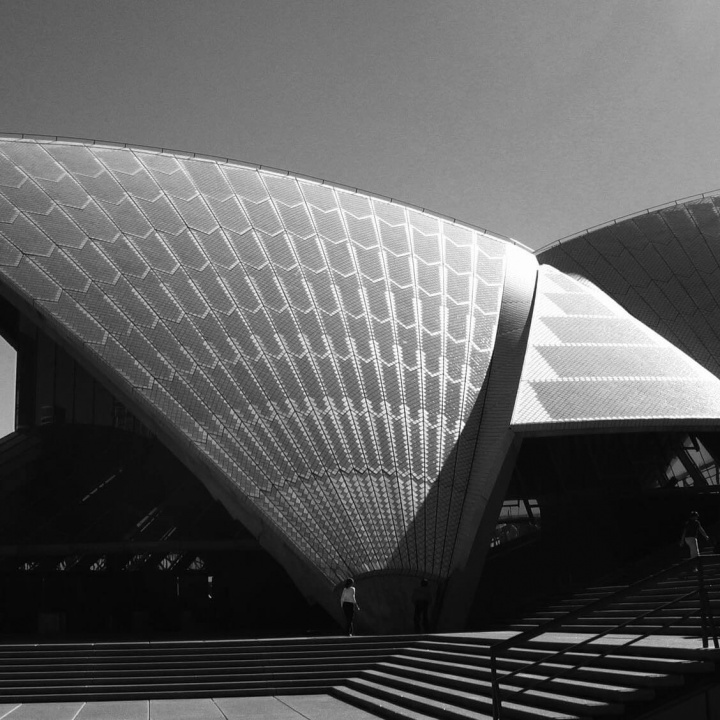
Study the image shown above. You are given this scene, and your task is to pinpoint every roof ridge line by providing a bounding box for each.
[0,131,531,252]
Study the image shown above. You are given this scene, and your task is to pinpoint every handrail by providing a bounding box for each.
[492,553,710,656]
[497,570,713,690]
[490,554,720,719]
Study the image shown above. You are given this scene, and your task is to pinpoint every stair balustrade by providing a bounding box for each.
[489,553,720,719]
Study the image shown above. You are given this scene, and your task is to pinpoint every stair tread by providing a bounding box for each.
[361,667,624,715]
[408,642,709,672]
[523,641,720,665]
[345,676,584,720]
[394,651,679,687]
[0,657,378,669]
[378,659,653,701]
[0,685,333,703]
[0,670,358,684]
[334,684,495,720]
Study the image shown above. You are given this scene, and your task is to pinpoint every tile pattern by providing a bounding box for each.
[0,138,508,583]
[538,197,720,380]
[512,265,720,431]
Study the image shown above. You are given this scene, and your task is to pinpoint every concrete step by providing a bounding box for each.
[0,652,386,669]
[0,681,334,704]
[332,684,465,720]
[348,664,628,716]
[359,666,625,716]
[539,623,718,636]
[582,586,628,594]
[0,635,412,653]
[581,603,720,615]
[339,675,584,720]
[2,680,332,704]
[0,667,368,686]
[648,585,720,595]
[580,613,719,626]
[413,635,714,666]
[521,598,720,623]
[403,645,490,669]
[0,675,334,692]
[0,655,376,683]
[377,658,654,704]
[412,639,493,659]
[0,636,406,702]
[630,591,720,601]
[502,655,682,689]
[540,596,720,611]
[562,613,716,625]
[0,641,405,660]
[503,645,701,676]
[395,649,681,690]
[524,637,720,664]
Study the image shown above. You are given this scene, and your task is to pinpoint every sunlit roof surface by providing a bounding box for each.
[538,196,720,380]
[512,265,720,431]
[0,137,511,583]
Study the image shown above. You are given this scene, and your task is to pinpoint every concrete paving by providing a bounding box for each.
[0,696,382,720]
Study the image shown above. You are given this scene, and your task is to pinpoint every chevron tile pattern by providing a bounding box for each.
[512,265,720,431]
[0,137,508,583]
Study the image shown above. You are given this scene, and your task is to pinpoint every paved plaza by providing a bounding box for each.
[0,696,380,720]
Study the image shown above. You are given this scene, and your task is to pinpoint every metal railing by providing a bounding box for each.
[489,554,720,720]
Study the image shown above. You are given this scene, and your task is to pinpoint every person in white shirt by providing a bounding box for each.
[340,578,360,636]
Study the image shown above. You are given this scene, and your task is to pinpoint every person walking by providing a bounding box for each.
[340,578,359,636]
[680,510,710,559]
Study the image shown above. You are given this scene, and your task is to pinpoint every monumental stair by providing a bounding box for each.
[0,635,402,703]
[0,556,718,718]
[332,555,720,719]
[331,634,716,720]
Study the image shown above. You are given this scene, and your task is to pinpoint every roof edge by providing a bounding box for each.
[535,188,720,255]
[0,131,532,252]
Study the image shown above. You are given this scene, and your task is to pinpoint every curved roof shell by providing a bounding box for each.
[512,264,720,432]
[538,195,720,381]
[5,135,720,627]
[0,136,521,589]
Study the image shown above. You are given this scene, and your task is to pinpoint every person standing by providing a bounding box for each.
[412,578,432,633]
[680,510,710,559]
[340,578,359,636]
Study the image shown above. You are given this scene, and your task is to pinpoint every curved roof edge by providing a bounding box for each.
[0,135,518,589]
[0,131,531,253]
[535,188,720,255]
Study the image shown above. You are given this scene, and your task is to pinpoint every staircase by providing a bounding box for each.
[333,555,720,719]
[0,556,718,719]
[0,635,402,703]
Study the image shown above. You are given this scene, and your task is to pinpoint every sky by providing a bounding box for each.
[1,0,719,435]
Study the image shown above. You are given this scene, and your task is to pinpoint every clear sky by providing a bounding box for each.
[1,0,719,436]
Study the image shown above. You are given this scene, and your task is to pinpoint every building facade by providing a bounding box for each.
[1,135,720,632]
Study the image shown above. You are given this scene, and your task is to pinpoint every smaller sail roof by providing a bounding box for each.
[512,265,720,432]
[537,194,720,381]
